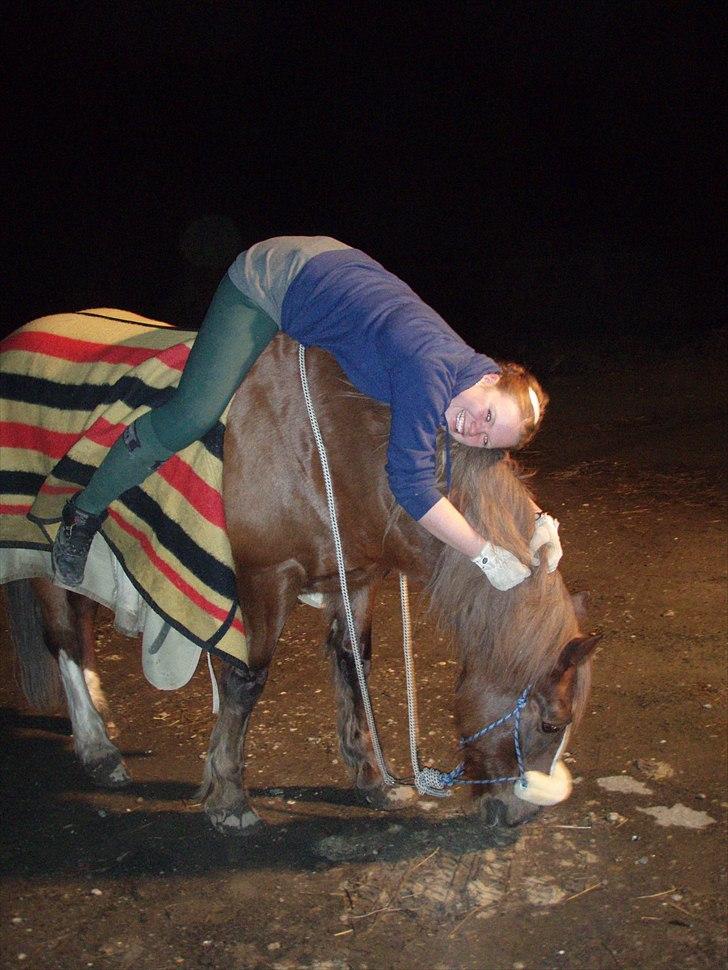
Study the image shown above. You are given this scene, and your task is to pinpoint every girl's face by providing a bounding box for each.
[445,381,523,449]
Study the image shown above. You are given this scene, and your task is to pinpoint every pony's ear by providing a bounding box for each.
[571,591,590,624]
[553,632,602,677]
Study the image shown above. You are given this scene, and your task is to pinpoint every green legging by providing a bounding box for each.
[77,275,278,516]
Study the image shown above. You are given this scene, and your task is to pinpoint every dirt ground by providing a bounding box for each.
[1,340,726,970]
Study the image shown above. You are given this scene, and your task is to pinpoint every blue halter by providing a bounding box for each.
[423,685,532,790]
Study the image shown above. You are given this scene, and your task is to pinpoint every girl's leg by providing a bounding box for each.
[53,276,278,585]
[81,276,278,512]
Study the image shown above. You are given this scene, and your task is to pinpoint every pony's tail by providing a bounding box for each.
[3,579,64,712]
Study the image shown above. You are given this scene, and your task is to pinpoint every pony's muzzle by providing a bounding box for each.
[482,797,508,827]
[513,760,573,807]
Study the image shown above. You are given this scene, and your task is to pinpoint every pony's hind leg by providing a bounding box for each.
[30,579,130,788]
[68,591,118,740]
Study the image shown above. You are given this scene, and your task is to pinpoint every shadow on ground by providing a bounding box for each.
[0,707,517,883]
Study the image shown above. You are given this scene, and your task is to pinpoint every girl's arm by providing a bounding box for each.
[418,496,486,557]
[419,496,532,590]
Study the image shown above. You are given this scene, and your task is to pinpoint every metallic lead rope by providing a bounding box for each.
[399,574,452,797]
[298,345,397,788]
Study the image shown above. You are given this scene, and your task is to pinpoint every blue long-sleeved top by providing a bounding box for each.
[279,248,499,520]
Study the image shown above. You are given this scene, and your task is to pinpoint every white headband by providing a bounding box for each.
[528,386,540,424]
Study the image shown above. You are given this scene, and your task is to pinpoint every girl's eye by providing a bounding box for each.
[541,721,565,734]
[486,409,492,423]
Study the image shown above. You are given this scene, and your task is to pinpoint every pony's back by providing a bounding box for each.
[221,335,432,583]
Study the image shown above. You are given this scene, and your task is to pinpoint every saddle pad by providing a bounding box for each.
[0,309,249,676]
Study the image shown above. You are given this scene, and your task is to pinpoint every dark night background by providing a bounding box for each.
[3,1,725,371]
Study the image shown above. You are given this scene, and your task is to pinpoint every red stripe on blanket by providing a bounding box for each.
[1,330,190,371]
[83,421,226,529]
[85,417,126,449]
[108,508,245,636]
[2,412,224,526]
[0,502,32,515]
[0,421,81,459]
[37,483,78,497]
[158,457,226,529]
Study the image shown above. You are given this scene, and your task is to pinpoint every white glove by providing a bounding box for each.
[529,512,562,572]
[471,542,531,591]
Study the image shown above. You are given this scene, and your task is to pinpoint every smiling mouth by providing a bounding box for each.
[455,409,465,434]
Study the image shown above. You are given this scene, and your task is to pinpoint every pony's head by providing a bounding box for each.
[428,447,601,828]
[455,619,601,827]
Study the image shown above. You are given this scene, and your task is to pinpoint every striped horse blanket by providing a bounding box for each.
[0,309,249,683]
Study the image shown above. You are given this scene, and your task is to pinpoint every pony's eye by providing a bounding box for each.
[541,721,565,734]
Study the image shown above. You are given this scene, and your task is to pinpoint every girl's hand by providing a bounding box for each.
[471,542,532,590]
[529,512,562,571]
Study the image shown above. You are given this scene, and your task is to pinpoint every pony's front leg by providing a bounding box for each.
[326,585,379,790]
[199,562,303,835]
[327,585,417,809]
[33,581,130,788]
[198,661,268,834]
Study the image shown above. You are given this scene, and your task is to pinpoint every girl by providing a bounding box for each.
[52,236,560,589]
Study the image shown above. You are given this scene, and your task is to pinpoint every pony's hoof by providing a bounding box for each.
[207,806,262,836]
[85,754,131,788]
[365,784,417,810]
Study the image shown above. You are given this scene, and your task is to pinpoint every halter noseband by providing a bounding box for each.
[415,686,573,807]
[439,685,531,789]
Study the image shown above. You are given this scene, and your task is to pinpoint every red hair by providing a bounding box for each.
[496,362,549,448]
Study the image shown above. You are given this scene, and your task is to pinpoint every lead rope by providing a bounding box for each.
[298,346,397,788]
[298,347,450,797]
[399,573,452,796]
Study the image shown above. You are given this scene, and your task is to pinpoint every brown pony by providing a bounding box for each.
[4,333,599,833]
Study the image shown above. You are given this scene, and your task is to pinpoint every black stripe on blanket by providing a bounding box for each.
[0,470,46,497]
[20,464,238,600]
[76,311,185,329]
[120,489,238,601]
[2,372,224,463]
[1,373,176,413]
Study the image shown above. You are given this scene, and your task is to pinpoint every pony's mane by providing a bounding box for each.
[427,445,588,716]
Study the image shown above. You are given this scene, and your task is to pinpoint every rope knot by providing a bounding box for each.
[415,767,454,798]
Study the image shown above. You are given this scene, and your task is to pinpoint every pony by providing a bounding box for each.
[2,327,599,833]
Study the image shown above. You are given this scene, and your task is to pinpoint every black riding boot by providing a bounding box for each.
[51,496,107,587]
